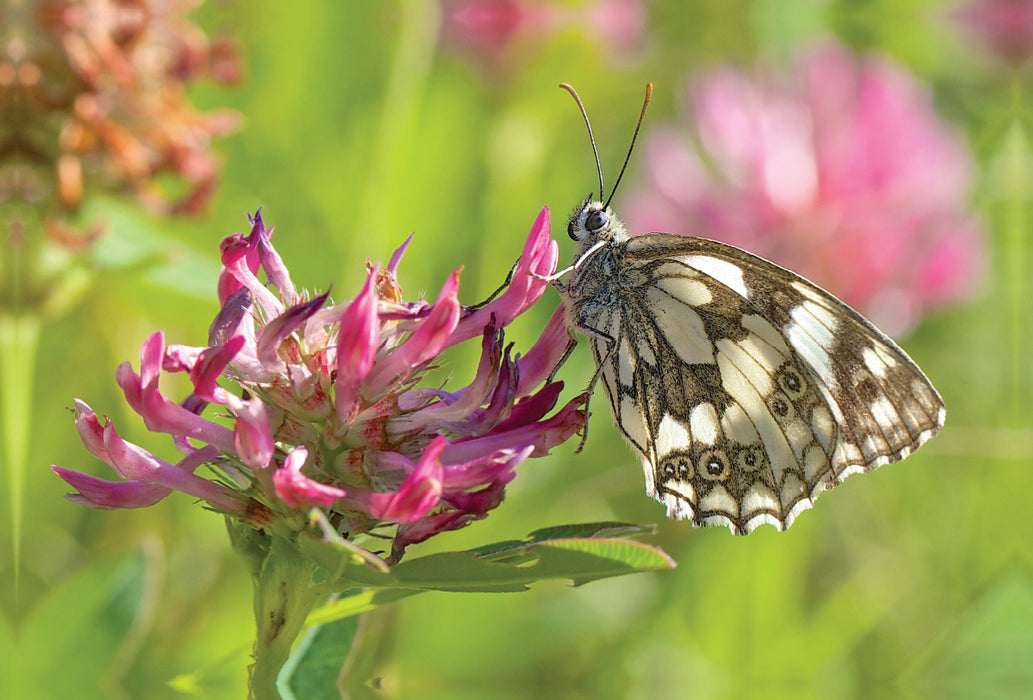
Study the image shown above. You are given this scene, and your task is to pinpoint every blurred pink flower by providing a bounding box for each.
[953,0,1033,65]
[54,208,585,562]
[623,44,985,336]
[440,0,642,72]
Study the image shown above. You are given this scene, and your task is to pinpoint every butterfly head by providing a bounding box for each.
[559,83,651,254]
[567,197,630,247]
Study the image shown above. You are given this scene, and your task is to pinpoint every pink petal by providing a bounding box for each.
[256,292,329,373]
[393,511,473,555]
[387,234,414,275]
[515,305,570,396]
[440,444,534,492]
[229,396,275,469]
[252,210,299,305]
[450,207,557,346]
[363,270,461,396]
[392,322,504,433]
[102,422,243,512]
[51,466,171,509]
[117,332,237,452]
[441,393,586,462]
[273,446,348,508]
[217,233,256,303]
[191,335,246,402]
[73,400,110,462]
[368,436,445,523]
[335,268,381,422]
[209,288,252,347]
[220,228,284,318]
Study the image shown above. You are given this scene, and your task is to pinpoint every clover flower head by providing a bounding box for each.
[54,208,585,561]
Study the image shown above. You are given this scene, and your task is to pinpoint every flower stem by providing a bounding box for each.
[229,521,331,700]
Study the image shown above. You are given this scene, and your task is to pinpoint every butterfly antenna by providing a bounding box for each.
[605,82,652,210]
[559,83,605,202]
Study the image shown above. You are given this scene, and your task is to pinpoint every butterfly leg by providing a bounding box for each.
[546,336,578,384]
[531,240,608,283]
[570,322,618,454]
[465,257,520,311]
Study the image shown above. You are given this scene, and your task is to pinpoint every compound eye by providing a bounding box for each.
[567,219,578,240]
[585,209,608,232]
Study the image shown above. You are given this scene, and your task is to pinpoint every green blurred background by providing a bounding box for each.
[6,0,1033,697]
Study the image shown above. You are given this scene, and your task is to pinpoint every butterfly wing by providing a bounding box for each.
[584,233,944,533]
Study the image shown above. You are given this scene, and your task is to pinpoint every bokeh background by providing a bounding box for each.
[5,0,1033,697]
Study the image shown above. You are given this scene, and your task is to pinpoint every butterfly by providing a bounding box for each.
[551,83,945,534]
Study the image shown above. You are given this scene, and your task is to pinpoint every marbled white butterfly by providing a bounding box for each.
[552,83,945,534]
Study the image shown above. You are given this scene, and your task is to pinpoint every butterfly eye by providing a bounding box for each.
[585,209,608,232]
[567,220,578,241]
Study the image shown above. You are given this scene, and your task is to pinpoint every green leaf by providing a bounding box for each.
[305,522,675,626]
[469,521,657,561]
[306,589,421,627]
[297,527,390,583]
[278,616,361,700]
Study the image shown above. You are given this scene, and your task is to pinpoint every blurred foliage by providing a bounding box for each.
[6,0,1033,697]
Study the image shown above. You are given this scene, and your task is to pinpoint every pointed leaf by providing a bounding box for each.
[305,522,675,626]
[279,616,361,700]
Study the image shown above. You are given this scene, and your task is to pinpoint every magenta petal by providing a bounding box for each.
[230,396,274,469]
[492,381,564,432]
[162,344,205,373]
[273,446,348,508]
[450,207,557,346]
[102,422,243,512]
[52,466,171,509]
[73,400,110,462]
[363,270,461,396]
[220,228,284,318]
[335,268,381,422]
[445,476,511,514]
[209,288,252,347]
[440,444,533,492]
[442,393,586,462]
[217,233,255,303]
[393,511,472,552]
[117,334,237,453]
[189,335,246,402]
[254,212,299,305]
[369,436,445,523]
[257,292,330,372]
[515,305,569,397]
[446,343,518,435]
[393,322,503,433]
[139,331,164,388]
[387,234,414,275]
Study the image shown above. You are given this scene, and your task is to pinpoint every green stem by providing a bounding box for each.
[229,522,333,700]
